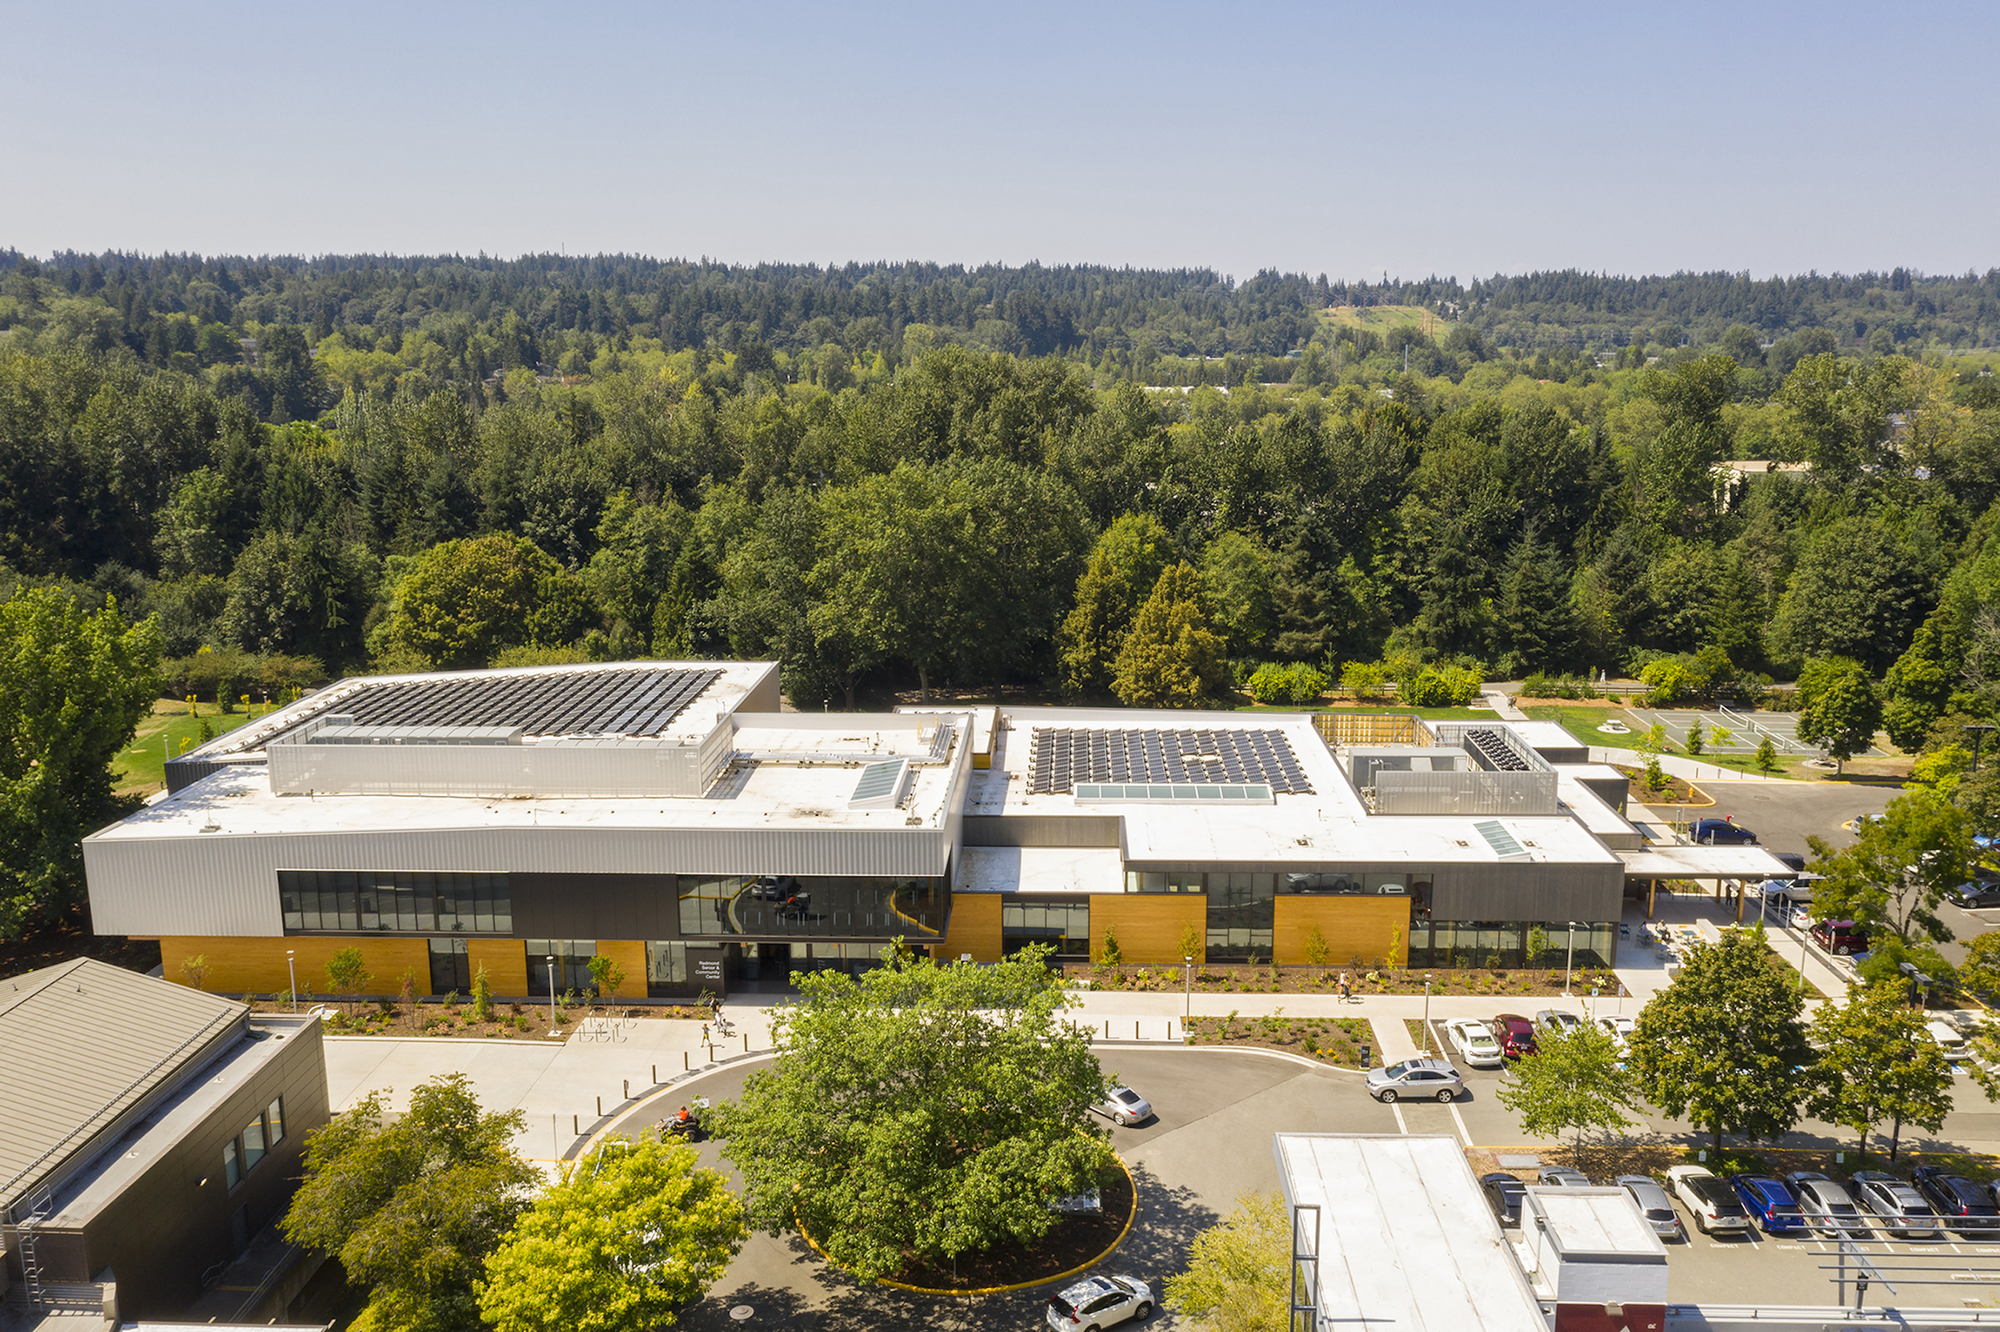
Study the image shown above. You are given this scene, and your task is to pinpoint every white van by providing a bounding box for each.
[1926,1020,1970,1062]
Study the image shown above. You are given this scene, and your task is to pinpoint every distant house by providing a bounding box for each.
[0,959,328,1324]
[1712,459,1810,507]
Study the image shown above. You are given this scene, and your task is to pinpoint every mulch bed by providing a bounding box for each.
[243,998,712,1037]
[1181,1014,1371,1064]
[1611,763,1708,805]
[875,1165,1135,1292]
[1071,963,1618,999]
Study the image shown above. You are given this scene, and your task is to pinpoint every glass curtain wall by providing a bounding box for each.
[526,940,598,995]
[1206,873,1276,961]
[1001,900,1090,957]
[1406,920,1616,969]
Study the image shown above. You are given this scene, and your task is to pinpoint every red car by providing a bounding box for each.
[1490,1013,1540,1058]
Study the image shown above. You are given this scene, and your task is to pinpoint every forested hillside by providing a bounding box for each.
[1,250,1998,742]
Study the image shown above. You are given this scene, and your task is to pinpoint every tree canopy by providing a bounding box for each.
[1628,929,1814,1155]
[1807,981,1953,1161]
[1492,1020,1642,1167]
[703,943,1113,1283]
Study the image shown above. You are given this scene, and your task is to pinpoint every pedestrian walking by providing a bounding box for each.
[1339,972,1352,1003]
[700,1023,710,1043]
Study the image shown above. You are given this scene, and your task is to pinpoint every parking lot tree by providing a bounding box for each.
[1807,980,1953,1161]
[1629,929,1814,1156]
[1755,736,1779,772]
[478,1135,746,1332]
[283,1073,537,1332]
[1164,1191,1289,1332]
[703,942,1113,1283]
[1805,788,1972,946]
[1794,655,1884,774]
[1493,1022,1640,1169]
[0,585,163,940]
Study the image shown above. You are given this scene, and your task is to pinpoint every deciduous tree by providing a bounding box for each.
[1164,1191,1288,1332]
[704,944,1112,1283]
[1807,981,1952,1161]
[1795,656,1883,773]
[478,1135,746,1332]
[1805,789,1971,946]
[1628,929,1813,1155]
[1493,1022,1641,1168]
[1111,563,1228,708]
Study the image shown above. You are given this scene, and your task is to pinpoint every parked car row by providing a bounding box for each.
[1441,1012,1628,1068]
[1480,1164,1976,1245]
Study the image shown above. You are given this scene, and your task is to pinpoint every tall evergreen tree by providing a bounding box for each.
[1111,563,1227,708]
[1497,531,1576,675]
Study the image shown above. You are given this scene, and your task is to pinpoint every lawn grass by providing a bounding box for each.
[1523,704,1815,778]
[114,700,259,795]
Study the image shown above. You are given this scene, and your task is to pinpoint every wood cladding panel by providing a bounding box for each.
[466,938,528,996]
[1091,896,1206,964]
[941,893,1002,962]
[1273,896,1411,967]
[160,936,432,998]
[595,940,647,999]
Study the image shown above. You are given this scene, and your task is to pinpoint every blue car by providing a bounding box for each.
[1731,1175,1806,1234]
[1691,818,1758,846]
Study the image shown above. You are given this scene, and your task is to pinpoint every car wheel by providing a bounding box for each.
[1702,834,1716,845]
[1134,1302,1153,1319]
[1435,1088,1454,1103]
[1376,1089,1398,1104]
[1694,1214,1707,1235]
[1835,944,1850,956]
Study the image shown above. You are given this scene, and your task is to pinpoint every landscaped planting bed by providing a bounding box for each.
[1180,1012,1372,1064]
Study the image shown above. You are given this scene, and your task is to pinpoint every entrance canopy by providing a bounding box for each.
[1617,846,1795,880]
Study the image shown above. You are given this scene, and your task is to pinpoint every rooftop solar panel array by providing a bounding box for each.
[265,667,722,747]
[1026,727,1312,796]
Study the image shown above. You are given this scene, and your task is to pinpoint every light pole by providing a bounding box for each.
[1564,921,1577,996]
[1422,973,1433,1051]
[287,949,296,1012]
[1183,956,1193,1022]
[546,955,558,1035]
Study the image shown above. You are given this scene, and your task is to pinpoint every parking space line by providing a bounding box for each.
[1446,1098,1471,1146]
[1390,1100,1408,1134]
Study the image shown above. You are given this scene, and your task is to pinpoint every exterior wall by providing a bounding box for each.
[511,873,678,940]
[1274,896,1411,968]
[941,893,1003,962]
[1427,861,1624,924]
[161,935,434,998]
[467,937,529,995]
[595,940,647,999]
[86,824,956,939]
[1091,895,1207,964]
[65,1020,329,1319]
[962,814,1123,848]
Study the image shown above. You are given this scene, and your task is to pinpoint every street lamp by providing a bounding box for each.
[1564,921,1577,996]
[546,955,558,1035]
[287,949,296,1012]
[1965,723,1995,773]
[1183,956,1193,1022]
[1422,973,1434,1051]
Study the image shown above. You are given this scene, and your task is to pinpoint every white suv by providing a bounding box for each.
[1666,1165,1750,1235]
[1047,1274,1152,1329]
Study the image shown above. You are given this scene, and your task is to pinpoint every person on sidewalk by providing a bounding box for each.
[700,1023,710,1043]
[1337,972,1350,1003]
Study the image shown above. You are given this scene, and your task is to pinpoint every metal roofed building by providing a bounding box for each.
[0,960,327,1322]
[1271,1133,1550,1332]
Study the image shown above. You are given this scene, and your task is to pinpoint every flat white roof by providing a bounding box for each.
[1511,720,1587,752]
[1528,1186,1666,1258]
[1618,846,1796,879]
[957,845,1123,894]
[972,709,1621,870]
[1273,1134,1548,1332]
[92,713,973,841]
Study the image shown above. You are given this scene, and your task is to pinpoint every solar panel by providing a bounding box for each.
[237,666,722,751]
[1026,727,1312,796]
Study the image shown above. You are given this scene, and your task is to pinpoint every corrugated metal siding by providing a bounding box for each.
[1428,861,1624,922]
[962,815,1123,848]
[85,825,955,938]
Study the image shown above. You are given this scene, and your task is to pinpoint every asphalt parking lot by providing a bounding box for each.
[1658,779,1898,865]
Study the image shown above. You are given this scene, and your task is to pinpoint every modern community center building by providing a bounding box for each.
[83,661,1787,1001]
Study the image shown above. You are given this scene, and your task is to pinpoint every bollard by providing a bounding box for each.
[743,1032,749,1052]
[597,1095,603,1116]
[623,1079,629,1100]
[652,1064,657,1083]
[1135,1021,1139,1039]
[1104,1019,1109,1037]
[573,1114,578,1135]
[683,1050,689,1070]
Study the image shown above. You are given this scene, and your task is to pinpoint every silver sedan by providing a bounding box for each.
[1365,1057,1463,1103]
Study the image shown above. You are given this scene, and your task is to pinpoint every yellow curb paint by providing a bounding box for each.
[795,1149,1138,1298]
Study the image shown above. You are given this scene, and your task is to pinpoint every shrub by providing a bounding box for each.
[1247,661,1328,705]
[1098,925,1124,967]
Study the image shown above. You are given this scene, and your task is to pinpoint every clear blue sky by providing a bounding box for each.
[4,1,1994,281]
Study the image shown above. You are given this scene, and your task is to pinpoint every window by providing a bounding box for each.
[678,877,748,936]
[267,1097,285,1145]
[428,938,470,994]
[242,1115,267,1171]
[280,871,510,934]
[1206,873,1275,961]
[1001,900,1090,957]
[527,941,598,996]
[223,1138,241,1190]
[645,941,688,998]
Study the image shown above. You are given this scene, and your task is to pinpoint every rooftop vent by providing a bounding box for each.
[1473,819,1532,863]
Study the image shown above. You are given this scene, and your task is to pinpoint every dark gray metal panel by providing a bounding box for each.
[962,815,1123,848]
[1427,862,1624,922]
[510,873,679,940]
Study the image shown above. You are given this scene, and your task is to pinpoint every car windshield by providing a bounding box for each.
[1645,1207,1675,1221]
[1110,1278,1135,1294]
[1050,1296,1075,1315]
[1384,1060,1411,1077]
[1113,1090,1139,1104]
